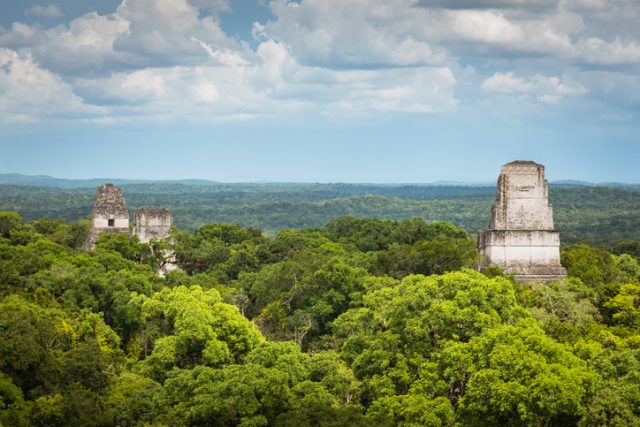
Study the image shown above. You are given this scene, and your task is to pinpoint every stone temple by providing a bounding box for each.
[83,183,130,249]
[477,161,567,283]
[84,184,174,250]
[134,207,173,244]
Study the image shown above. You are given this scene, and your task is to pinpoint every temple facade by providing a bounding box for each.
[133,207,173,244]
[477,161,567,283]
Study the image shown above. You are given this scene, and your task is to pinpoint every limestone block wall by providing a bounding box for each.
[478,230,563,267]
[490,161,555,231]
[134,207,172,243]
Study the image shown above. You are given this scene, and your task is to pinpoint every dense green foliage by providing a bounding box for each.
[1,211,639,426]
[1,182,639,245]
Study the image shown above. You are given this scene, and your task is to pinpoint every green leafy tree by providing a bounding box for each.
[159,364,291,426]
[604,284,640,328]
[447,320,599,426]
[0,372,30,427]
[103,372,162,426]
[0,212,24,238]
[134,286,262,380]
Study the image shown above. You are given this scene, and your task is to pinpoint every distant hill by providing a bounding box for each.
[0,173,218,189]
[2,173,638,189]
[552,179,640,189]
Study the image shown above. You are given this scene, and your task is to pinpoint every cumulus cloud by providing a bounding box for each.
[31,12,131,75]
[259,0,582,68]
[261,0,449,67]
[261,0,640,68]
[577,37,640,65]
[112,0,239,65]
[0,0,243,74]
[1,0,639,125]
[482,71,587,103]
[0,48,99,123]
[71,39,457,121]
[26,5,63,18]
[0,22,44,49]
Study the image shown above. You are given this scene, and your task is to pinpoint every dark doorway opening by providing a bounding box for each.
[108,219,115,227]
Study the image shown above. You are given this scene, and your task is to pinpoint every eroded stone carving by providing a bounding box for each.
[478,161,567,283]
[83,183,130,249]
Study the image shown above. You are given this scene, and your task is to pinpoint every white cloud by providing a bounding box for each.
[190,37,250,66]
[2,0,461,125]
[112,0,240,65]
[71,40,458,121]
[32,12,131,74]
[0,48,99,123]
[262,0,449,67]
[26,5,63,18]
[482,71,587,103]
[0,22,43,48]
[426,9,525,44]
[260,0,586,68]
[1,0,639,125]
[0,0,244,74]
[262,0,640,68]
[577,37,640,65]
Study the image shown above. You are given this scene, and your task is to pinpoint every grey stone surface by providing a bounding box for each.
[478,161,567,283]
[83,183,130,249]
[133,207,173,243]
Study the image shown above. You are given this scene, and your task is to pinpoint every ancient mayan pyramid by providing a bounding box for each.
[477,161,567,283]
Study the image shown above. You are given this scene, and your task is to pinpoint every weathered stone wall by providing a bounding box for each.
[83,183,130,249]
[478,161,566,283]
[490,161,555,231]
[133,207,172,243]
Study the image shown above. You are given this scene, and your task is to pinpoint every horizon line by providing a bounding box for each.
[2,173,640,187]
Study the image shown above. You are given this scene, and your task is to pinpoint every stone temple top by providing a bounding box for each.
[83,183,130,249]
[92,183,128,218]
[478,160,566,283]
[490,161,555,231]
[133,207,173,244]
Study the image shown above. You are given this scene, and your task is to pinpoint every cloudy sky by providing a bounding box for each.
[0,0,639,182]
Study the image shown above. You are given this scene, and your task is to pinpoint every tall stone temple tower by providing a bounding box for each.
[477,161,567,283]
[83,183,130,249]
[133,207,173,244]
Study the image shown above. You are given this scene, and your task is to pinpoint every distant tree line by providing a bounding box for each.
[1,183,639,246]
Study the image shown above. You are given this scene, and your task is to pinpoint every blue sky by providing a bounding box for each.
[1,0,639,183]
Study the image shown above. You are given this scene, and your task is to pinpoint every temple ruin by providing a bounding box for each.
[133,207,173,244]
[83,183,130,249]
[84,184,173,251]
[477,161,567,283]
